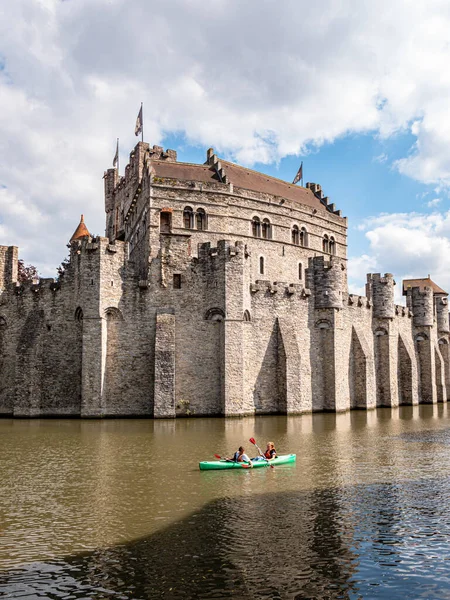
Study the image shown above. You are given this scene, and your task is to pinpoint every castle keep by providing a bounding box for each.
[0,142,449,417]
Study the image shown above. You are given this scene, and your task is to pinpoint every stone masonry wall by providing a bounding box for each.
[1,143,449,418]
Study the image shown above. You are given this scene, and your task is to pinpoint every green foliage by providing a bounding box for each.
[56,256,70,280]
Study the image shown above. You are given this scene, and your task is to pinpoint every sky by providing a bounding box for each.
[1,0,450,303]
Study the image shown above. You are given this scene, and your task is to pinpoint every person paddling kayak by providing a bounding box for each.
[229,446,253,467]
[263,441,277,460]
[253,441,277,461]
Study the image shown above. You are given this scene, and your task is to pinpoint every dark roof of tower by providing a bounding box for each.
[70,214,90,242]
[150,159,328,212]
[402,277,447,295]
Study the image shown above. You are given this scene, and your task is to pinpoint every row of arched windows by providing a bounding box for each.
[291,225,308,246]
[252,219,335,254]
[183,206,207,231]
[323,234,336,255]
[252,217,272,239]
[183,208,336,255]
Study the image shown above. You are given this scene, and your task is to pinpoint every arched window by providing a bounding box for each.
[205,307,225,322]
[298,263,302,280]
[322,234,329,253]
[252,216,261,237]
[300,227,307,247]
[259,256,265,275]
[196,208,207,231]
[315,319,331,329]
[105,307,123,321]
[415,333,428,342]
[74,307,83,322]
[183,206,194,229]
[329,236,336,255]
[243,310,251,322]
[262,218,272,240]
[375,327,388,337]
[292,225,299,245]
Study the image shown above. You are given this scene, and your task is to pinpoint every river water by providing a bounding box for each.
[2,406,450,599]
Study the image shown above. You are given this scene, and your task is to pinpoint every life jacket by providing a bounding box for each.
[264,448,276,459]
[233,451,240,462]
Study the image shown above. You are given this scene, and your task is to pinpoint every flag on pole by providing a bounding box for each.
[135,104,143,137]
[113,138,119,168]
[292,161,303,185]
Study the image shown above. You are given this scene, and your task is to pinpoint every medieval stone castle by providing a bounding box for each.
[0,142,448,417]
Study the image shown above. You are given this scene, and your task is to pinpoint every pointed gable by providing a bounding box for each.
[403,276,447,296]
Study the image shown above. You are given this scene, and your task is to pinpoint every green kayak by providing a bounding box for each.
[199,453,296,471]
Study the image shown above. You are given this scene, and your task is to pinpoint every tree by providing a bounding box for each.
[56,255,70,280]
[17,259,39,283]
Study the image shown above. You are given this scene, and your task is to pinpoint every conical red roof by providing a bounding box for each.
[70,214,91,242]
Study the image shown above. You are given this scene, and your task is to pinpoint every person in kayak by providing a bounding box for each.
[231,446,253,466]
[264,441,277,460]
[253,441,277,461]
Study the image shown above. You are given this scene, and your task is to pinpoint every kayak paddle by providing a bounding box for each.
[249,437,274,468]
[214,453,251,468]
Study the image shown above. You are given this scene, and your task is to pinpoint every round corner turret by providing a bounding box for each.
[366,273,395,319]
[435,295,449,332]
[312,255,343,309]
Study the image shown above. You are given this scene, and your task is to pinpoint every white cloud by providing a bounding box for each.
[426,198,442,208]
[373,153,388,164]
[2,0,450,272]
[347,253,377,297]
[351,210,450,301]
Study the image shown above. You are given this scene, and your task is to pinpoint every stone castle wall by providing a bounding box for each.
[0,142,449,417]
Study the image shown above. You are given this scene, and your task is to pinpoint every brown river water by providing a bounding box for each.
[2,406,450,599]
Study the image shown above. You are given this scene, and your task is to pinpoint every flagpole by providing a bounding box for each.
[117,138,120,175]
[301,161,303,186]
[141,102,143,143]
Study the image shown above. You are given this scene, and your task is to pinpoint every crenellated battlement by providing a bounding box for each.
[13,278,59,296]
[2,137,450,419]
[348,294,371,308]
[197,240,245,261]
[306,182,342,216]
[395,304,413,318]
[250,280,311,297]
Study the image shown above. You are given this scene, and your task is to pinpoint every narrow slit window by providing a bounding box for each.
[259,256,265,275]
[298,263,302,280]
[173,274,182,289]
